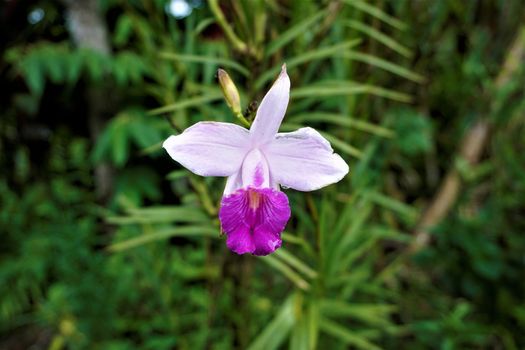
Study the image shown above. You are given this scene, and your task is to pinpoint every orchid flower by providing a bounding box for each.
[163,65,349,256]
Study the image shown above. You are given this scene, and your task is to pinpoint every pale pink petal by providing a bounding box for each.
[163,122,250,177]
[224,171,242,195]
[241,149,270,188]
[219,187,290,256]
[250,65,290,145]
[264,127,349,191]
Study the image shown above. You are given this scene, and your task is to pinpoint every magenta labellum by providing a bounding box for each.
[220,187,290,256]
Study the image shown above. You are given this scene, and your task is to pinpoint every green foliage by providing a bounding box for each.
[92,109,167,167]
[6,44,147,97]
[388,108,433,157]
[1,0,524,349]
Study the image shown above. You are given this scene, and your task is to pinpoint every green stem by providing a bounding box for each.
[236,112,251,127]
[189,175,217,216]
[209,0,248,54]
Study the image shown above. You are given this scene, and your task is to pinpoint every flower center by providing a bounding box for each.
[248,188,261,209]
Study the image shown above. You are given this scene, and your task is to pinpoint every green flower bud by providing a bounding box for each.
[218,69,241,115]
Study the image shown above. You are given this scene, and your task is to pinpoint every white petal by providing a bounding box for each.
[264,127,349,191]
[163,122,250,177]
[241,148,270,188]
[250,65,290,145]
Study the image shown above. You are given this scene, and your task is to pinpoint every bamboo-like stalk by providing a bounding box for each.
[410,26,525,253]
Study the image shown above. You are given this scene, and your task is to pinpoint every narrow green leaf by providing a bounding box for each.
[320,299,395,327]
[261,255,310,291]
[159,52,250,76]
[339,234,380,272]
[255,40,361,89]
[343,52,425,83]
[345,20,411,57]
[291,83,412,103]
[369,225,412,243]
[280,122,362,158]
[265,9,327,57]
[320,317,382,350]
[279,122,362,158]
[166,170,189,180]
[149,93,222,115]
[195,17,215,35]
[327,267,371,291]
[247,295,296,350]
[107,206,208,225]
[125,206,207,219]
[290,309,309,350]
[281,232,309,246]
[362,190,419,224]
[320,132,363,158]
[107,226,219,252]
[344,0,407,31]
[140,141,163,156]
[308,300,320,350]
[327,200,373,276]
[274,249,318,279]
[288,113,394,137]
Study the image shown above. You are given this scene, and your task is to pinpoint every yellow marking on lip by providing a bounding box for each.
[248,190,261,210]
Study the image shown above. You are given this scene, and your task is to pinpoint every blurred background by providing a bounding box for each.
[1,0,525,349]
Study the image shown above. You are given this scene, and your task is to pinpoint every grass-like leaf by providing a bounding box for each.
[274,249,318,279]
[320,299,396,327]
[255,39,361,89]
[247,295,297,350]
[320,317,382,350]
[261,255,310,291]
[291,82,412,102]
[288,113,394,137]
[280,122,363,158]
[362,190,419,225]
[148,92,223,115]
[107,206,208,224]
[107,225,218,252]
[345,20,412,57]
[343,52,425,83]
[320,131,363,158]
[159,52,250,76]
[344,0,407,31]
[265,9,327,57]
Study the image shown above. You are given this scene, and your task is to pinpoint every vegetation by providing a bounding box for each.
[1,0,524,349]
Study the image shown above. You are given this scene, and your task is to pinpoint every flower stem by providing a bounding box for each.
[236,112,251,127]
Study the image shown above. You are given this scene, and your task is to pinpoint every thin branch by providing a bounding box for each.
[410,26,525,253]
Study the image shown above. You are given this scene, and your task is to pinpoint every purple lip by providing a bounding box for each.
[219,187,291,256]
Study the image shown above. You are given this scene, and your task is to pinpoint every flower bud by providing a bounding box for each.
[218,69,241,115]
